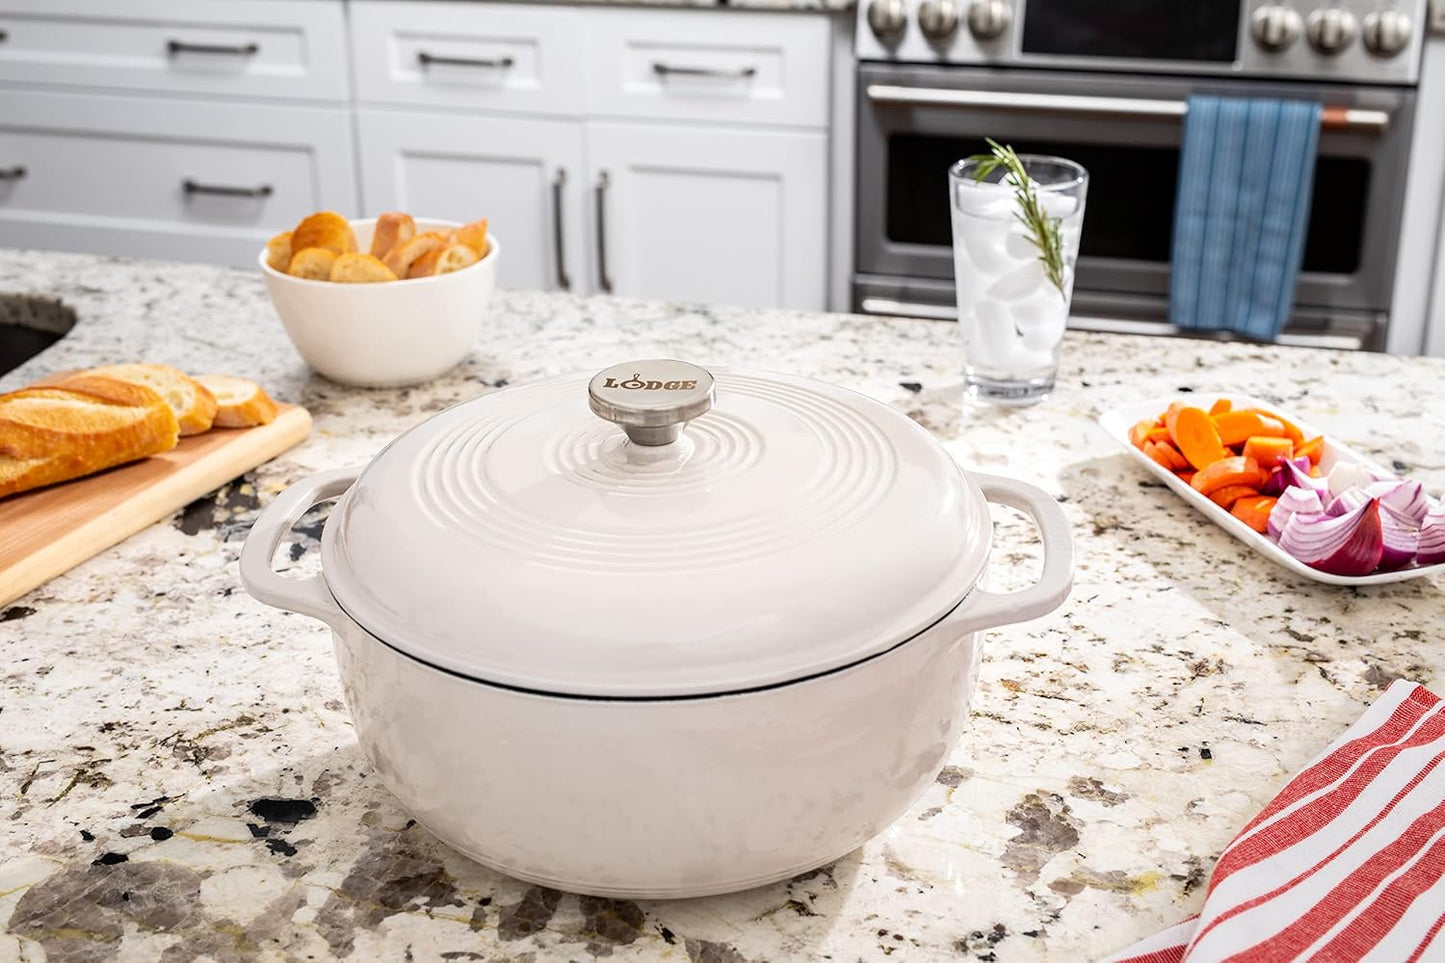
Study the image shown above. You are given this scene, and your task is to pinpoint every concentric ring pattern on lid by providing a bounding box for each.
[321,361,991,698]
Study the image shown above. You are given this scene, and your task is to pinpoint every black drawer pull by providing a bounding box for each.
[0,30,8,43]
[652,62,757,79]
[0,166,26,182]
[167,39,260,57]
[417,51,515,69]
[183,178,273,199]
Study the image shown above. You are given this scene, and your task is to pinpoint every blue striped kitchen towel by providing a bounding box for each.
[1169,96,1322,341]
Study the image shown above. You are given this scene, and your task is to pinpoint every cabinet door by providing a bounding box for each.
[0,88,356,267]
[585,122,827,310]
[357,109,585,293]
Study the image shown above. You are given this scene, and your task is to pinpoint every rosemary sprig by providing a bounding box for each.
[966,138,1067,298]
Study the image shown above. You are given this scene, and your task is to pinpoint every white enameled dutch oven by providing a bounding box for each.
[240,360,1073,899]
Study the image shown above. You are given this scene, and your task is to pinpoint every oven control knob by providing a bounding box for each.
[1251,5,1303,51]
[867,0,908,43]
[966,0,1012,40]
[918,0,960,42]
[1362,8,1412,56]
[1307,6,1359,54]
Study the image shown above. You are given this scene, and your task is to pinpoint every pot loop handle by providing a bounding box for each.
[949,472,1074,634]
[239,467,360,629]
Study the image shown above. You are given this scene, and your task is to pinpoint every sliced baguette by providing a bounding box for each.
[192,374,279,428]
[0,386,179,497]
[369,212,416,260]
[82,364,218,437]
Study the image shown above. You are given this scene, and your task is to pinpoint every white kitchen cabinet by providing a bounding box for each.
[0,88,356,268]
[349,1,586,117]
[583,8,831,129]
[356,108,585,294]
[0,0,349,102]
[585,122,827,310]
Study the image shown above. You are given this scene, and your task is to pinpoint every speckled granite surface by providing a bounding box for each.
[1,248,1443,962]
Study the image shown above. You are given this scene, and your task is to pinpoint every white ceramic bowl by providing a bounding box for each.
[259,217,499,388]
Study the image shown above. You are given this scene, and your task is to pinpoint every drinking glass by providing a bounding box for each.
[949,155,1088,405]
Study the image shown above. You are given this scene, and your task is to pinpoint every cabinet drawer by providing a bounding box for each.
[0,90,357,268]
[350,2,586,116]
[0,0,348,102]
[585,9,831,129]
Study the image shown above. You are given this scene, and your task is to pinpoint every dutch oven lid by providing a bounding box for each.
[322,360,991,698]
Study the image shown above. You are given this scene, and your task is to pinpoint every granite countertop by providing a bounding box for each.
[1,249,1442,962]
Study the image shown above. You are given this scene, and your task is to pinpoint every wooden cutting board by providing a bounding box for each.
[0,404,311,607]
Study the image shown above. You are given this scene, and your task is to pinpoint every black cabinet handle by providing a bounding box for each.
[0,30,8,43]
[652,62,757,79]
[167,39,259,57]
[183,178,273,199]
[552,168,570,292]
[595,170,612,295]
[0,166,25,182]
[417,51,514,69]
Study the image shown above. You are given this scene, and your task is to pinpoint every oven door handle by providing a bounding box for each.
[864,85,1391,134]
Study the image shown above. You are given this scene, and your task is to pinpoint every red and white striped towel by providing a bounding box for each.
[1105,680,1445,963]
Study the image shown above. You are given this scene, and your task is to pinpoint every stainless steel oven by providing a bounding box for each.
[853,0,1427,350]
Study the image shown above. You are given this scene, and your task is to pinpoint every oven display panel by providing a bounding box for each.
[1021,0,1241,63]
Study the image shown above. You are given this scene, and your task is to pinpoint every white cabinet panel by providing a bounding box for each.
[357,108,585,293]
[585,9,831,129]
[350,2,586,116]
[586,122,827,310]
[0,89,356,268]
[0,0,349,101]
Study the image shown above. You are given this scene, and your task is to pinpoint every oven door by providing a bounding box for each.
[855,63,1415,348]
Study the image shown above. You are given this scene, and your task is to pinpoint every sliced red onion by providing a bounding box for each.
[1279,499,1383,577]
[1379,505,1419,570]
[1268,486,1325,539]
[1262,468,1288,497]
[1364,479,1431,524]
[1419,504,1445,566]
[1279,457,1327,494]
[1326,487,1371,517]
[1327,461,1375,500]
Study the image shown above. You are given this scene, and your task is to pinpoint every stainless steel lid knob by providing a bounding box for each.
[1251,4,1304,50]
[966,0,1011,39]
[867,0,908,43]
[1307,6,1359,53]
[1362,8,1412,56]
[918,0,960,42]
[588,360,716,447]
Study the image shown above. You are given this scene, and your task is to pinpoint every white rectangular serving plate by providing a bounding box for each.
[1098,394,1445,586]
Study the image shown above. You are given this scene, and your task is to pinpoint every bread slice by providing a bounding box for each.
[330,252,397,283]
[0,386,179,497]
[288,248,337,281]
[83,364,218,437]
[407,243,479,279]
[451,219,489,258]
[291,211,357,256]
[192,374,279,428]
[383,232,445,279]
[369,212,416,260]
[266,231,293,272]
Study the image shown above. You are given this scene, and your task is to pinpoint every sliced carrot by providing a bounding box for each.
[1163,401,1190,441]
[1170,406,1231,470]
[1143,441,1179,471]
[1209,398,1232,416]
[1297,435,1325,465]
[1176,469,1196,485]
[1213,411,1288,447]
[1160,442,1190,471]
[1190,455,1268,496]
[1309,464,1324,479]
[1209,484,1260,509]
[1146,426,1172,444]
[1231,495,1277,533]
[1129,419,1155,449]
[1241,408,1305,446]
[1242,435,1295,469]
